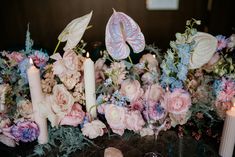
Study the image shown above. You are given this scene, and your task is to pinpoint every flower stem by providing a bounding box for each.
[53,40,61,54]
[128,56,133,64]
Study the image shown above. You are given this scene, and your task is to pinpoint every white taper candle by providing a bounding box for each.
[84,53,97,118]
[27,58,48,144]
[219,98,235,157]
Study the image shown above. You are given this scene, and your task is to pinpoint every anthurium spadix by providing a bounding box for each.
[105,10,145,60]
[58,11,93,51]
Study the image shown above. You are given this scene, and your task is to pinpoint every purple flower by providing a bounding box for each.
[216,35,229,51]
[11,120,39,142]
[29,50,49,68]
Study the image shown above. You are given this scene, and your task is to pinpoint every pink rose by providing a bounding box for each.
[125,111,145,132]
[60,103,85,127]
[144,84,164,102]
[95,59,107,84]
[161,89,191,114]
[6,51,24,63]
[51,50,79,76]
[81,120,106,139]
[120,79,143,102]
[169,111,191,127]
[105,104,126,136]
[63,50,79,71]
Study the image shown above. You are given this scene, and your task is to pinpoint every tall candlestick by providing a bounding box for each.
[84,53,97,118]
[219,98,235,157]
[27,58,48,144]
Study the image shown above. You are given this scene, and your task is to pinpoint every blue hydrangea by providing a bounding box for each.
[213,80,222,97]
[171,80,183,89]
[177,63,188,81]
[155,103,165,115]
[18,58,30,84]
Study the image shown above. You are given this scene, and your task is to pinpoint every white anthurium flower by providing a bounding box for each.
[189,32,217,69]
[58,11,93,51]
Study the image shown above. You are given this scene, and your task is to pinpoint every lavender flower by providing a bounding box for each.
[216,35,229,51]
[11,120,39,142]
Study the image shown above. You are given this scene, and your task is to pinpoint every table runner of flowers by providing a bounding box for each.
[0,11,235,157]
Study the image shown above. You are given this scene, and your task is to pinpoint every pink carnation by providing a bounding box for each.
[60,103,85,127]
[161,89,191,114]
[130,100,144,111]
[6,52,24,63]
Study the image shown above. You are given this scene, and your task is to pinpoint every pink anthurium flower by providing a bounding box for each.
[105,9,145,60]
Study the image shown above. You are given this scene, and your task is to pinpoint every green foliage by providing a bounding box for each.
[30,126,93,157]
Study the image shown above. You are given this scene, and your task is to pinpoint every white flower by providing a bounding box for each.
[139,127,154,137]
[81,120,106,139]
[58,11,93,51]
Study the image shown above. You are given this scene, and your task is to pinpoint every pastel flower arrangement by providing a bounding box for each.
[0,10,234,157]
[0,26,49,146]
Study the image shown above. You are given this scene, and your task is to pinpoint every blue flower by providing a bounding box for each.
[177,44,191,54]
[213,79,222,97]
[18,58,30,84]
[96,94,104,105]
[171,80,183,89]
[155,103,165,115]
[177,63,188,81]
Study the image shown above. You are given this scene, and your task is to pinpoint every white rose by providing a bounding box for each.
[81,120,106,139]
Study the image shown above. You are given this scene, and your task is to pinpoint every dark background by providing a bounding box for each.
[0,0,234,53]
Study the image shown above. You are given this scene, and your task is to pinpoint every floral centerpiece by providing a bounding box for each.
[0,9,235,157]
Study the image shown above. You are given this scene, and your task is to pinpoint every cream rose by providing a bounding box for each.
[170,111,191,127]
[105,104,126,136]
[145,84,164,102]
[81,120,106,139]
[125,111,145,132]
[140,54,159,71]
[17,100,33,119]
[120,79,143,102]
[59,71,81,90]
[161,89,191,114]
[50,84,74,120]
